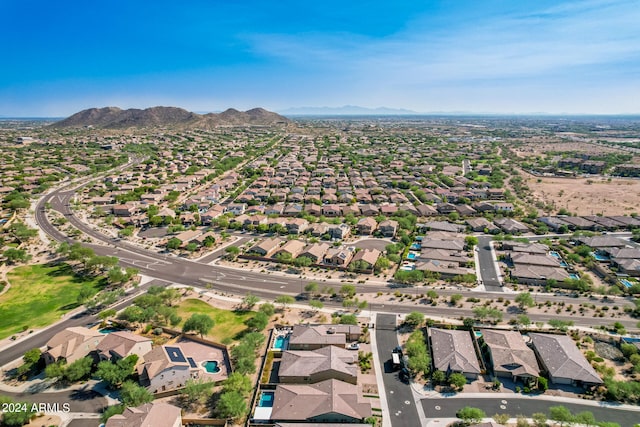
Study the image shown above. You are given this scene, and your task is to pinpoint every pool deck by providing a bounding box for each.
[177,337,229,381]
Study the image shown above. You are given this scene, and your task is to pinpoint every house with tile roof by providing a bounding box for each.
[279,346,358,384]
[529,333,603,387]
[429,328,481,379]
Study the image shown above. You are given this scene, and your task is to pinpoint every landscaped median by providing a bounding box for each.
[0,263,104,339]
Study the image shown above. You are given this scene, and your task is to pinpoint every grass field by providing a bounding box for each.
[1,263,105,339]
[176,298,256,343]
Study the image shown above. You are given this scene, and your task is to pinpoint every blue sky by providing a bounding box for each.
[1,0,639,116]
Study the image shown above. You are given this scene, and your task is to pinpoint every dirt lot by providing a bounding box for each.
[524,175,640,216]
[512,140,626,158]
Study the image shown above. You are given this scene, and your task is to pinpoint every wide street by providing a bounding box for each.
[477,235,502,292]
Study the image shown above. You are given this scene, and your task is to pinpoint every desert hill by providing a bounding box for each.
[51,106,289,129]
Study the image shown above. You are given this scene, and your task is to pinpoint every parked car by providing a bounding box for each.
[347,342,360,350]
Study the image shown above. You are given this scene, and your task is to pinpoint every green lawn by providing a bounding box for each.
[1,263,105,339]
[176,298,256,343]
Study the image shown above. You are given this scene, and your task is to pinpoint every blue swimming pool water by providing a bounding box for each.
[410,243,421,250]
[407,252,417,260]
[259,391,274,407]
[203,360,220,373]
[474,331,482,338]
[274,335,286,349]
[592,252,610,261]
[98,328,121,334]
[559,261,568,267]
[569,273,580,279]
[620,279,634,288]
[549,251,560,258]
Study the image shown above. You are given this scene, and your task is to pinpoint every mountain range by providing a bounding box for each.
[51,106,290,129]
[278,105,421,115]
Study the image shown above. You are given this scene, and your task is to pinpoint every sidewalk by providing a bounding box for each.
[412,382,640,412]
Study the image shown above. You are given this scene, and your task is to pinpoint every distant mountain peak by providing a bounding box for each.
[51,106,289,129]
[279,105,421,116]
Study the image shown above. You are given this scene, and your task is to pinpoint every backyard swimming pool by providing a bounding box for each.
[274,334,289,350]
[258,391,274,407]
[98,327,122,334]
[203,360,220,373]
[406,252,418,260]
[620,279,634,289]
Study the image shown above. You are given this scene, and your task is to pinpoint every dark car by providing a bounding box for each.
[399,368,411,383]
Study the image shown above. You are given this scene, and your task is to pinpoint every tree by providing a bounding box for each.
[294,256,312,268]
[432,370,445,384]
[64,356,93,382]
[242,293,260,310]
[309,299,323,312]
[404,311,425,329]
[449,372,467,391]
[99,308,117,320]
[450,294,463,305]
[456,406,486,426]
[23,348,41,366]
[515,292,535,311]
[215,390,247,420]
[464,235,479,249]
[532,412,548,427]
[3,248,31,264]
[96,355,139,388]
[275,295,295,311]
[45,361,65,379]
[246,312,269,331]
[304,282,319,295]
[77,287,94,304]
[339,314,358,325]
[180,378,215,405]
[183,313,215,338]
[340,284,356,298]
[120,380,154,407]
[549,405,574,426]
[259,302,275,317]
[223,372,252,396]
[166,237,182,250]
[516,314,531,327]
[574,411,596,427]
[0,397,36,426]
[101,405,125,423]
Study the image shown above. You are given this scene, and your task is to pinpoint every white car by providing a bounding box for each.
[347,343,360,350]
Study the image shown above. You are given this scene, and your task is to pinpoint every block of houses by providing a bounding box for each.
[575,236,628,250]
[480,329,540,383]
[299,243,330,263]
[96,331,153,362]
[466,217,499,233]
[288,325,362,351]
[249,237,283,257]
[105,402,182,427]
[493,218,529,234]
[510,264,570,285]
[44,327,105,365]
[378,220,399,237]
[279,346,358,384]
[270,379,372,423]
[285,218,309,234]
[350,248,381,272]
[323,247,354,267]
[226,203,247,215]
[529,333,602,387]
[429,328,481,379]
[356,217,377,235]
[273,240,306,260]
[112,203,137,217]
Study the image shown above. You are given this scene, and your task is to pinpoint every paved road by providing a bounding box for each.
[375,314,421,427]
[421,396,640,426]
[477,236,502,292]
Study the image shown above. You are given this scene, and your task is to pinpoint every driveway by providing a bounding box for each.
[375,313,421,427]
[477,236,502,292]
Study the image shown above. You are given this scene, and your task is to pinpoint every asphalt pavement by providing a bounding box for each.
[375,314,421,427]
[477,236,502,292]
[421,395,640,426]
